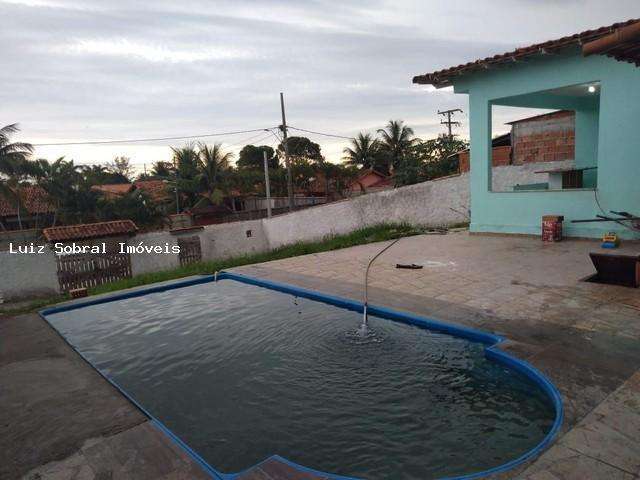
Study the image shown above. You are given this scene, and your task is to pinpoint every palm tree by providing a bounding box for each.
[150,161,174,178]
[0,124,34,230]
[376,120,415,173]
[35,157,80,226]
[195,142,232,207]
[342,133,381,169]
[171,144,201,210]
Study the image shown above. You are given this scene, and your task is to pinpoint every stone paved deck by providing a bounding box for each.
[3,231,639,479]
[236,457,328,480]
[233,231,640,479]
[0,313,212,480]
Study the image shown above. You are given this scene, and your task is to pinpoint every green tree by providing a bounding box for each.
[96,191,162,229]
[106,156,134,181]
[278,136,323,164]
[35,157,81,226]
[342,133,383,170]
[414,136,468,180]
[276,136,323,192]
[237,145,278,170]
[171,144,200,210]
[228,168,263,196]
[34,157,103,225]
[195,143,232,207]
[377,120,415,174]
[393,136,469,186]
[80,164,129,185]
[0,124,35,230]
[150,161,174,179]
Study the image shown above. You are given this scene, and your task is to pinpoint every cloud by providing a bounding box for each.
[66,38,256,63]
[1,0,639,168]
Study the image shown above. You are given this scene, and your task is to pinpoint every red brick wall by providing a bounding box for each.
[457,110,576,172]
[511,110,575,164]
[459,151,470,173]
[459,146,512,173]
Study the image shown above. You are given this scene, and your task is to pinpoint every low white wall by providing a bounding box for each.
[0,246,59,300]
[6,165,564,300]
[129,231,180,276]
[263,173,470,249]
[199,219,269,261]
[492,160,573,191]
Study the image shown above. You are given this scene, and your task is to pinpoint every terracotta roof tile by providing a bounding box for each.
[413,19,640,87]
[0,185,55,217]
[43,220,138,242]
[134,180,171,203]
[90,183,134,197]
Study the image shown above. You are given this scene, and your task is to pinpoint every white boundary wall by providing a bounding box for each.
[0,247,60,300]
[1,171,480,300]
[262,173,469,248]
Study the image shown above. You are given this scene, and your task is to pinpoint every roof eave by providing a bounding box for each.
[412,19,640,89]
[412,74,451,88]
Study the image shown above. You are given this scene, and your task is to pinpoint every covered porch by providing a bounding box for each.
[414,19,640,239]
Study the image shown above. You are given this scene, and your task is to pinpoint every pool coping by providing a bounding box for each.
[40,271,564,480]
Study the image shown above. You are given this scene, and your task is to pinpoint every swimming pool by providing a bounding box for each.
[42,272,562,480]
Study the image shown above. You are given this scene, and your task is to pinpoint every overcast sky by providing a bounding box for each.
[2,0,638,171]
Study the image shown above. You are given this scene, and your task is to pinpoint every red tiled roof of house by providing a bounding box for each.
[413,19,640,88]
[0,185,56,217]
[348,168,394,192]
[134,180,171,203]
[90,183,134,197]
[43,220,138,242]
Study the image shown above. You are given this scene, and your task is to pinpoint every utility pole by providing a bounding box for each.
[174,179,180,214]
[438,108,463,141]
[280,92,294,212]
[263,150,272,218]
[173,160,180,214]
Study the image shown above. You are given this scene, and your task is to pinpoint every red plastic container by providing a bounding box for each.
[542,215,563,242]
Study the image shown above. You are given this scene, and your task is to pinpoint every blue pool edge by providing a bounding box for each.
[40,271,564,480]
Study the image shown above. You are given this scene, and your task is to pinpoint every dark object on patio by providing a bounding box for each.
[396,263,424,269]
[69,287,88,299]
[587,253,640,288]
[572,210,640,223]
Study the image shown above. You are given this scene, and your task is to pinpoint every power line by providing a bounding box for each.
[224,130,277,149]
[287,126,355,140]
[31,127,279,147]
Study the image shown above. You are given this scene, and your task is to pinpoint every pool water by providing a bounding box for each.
[46,280,555,480]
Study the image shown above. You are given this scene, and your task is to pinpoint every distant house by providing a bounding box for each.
[414,18,640,238]
[43,219,138,246]
[91,180,172,210]
[348,169,394,196]
[0,185,56,231]
[90,183,134,200]
[132,180,172,205]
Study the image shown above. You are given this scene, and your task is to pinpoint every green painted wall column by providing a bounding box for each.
[596,69,640,220]
[468,93,491,230]
[575,107,599,188]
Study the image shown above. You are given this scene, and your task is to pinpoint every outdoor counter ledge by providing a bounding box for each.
[40,271,564,480]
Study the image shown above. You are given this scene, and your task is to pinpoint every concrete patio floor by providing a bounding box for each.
[233,231,640,479]
[0,313,213,480]
[2,231,639,479]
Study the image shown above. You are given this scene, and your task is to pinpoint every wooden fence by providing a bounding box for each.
[56,252,132,293]
[178,236,202,266]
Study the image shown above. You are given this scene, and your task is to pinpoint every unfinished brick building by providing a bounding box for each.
[509,110,575,164]
[458,110,575,172]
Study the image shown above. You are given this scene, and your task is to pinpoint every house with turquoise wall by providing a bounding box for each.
[414,19,640,239]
